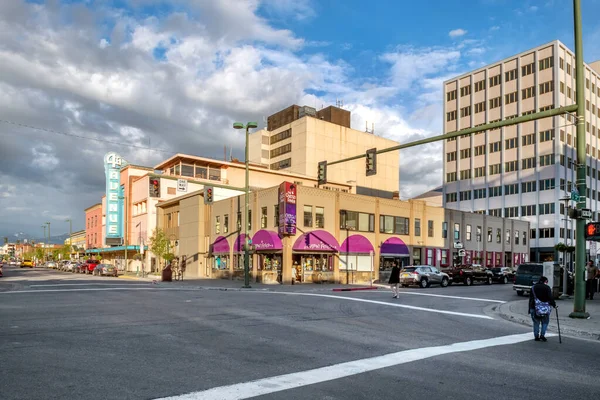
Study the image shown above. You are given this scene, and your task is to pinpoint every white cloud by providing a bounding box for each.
[449,29,467,38]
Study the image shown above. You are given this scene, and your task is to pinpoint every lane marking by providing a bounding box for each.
[0,287,160,294]
[29,283,150,287]
[255,291,494,320]
[352,289,506,303]
[155,332,552,400]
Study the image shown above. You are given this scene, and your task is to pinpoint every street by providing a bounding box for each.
[1,265,599,400]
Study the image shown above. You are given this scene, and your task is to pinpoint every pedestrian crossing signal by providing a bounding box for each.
[585,222,600,240]
[318,161,327,185]
[366,148,377,176]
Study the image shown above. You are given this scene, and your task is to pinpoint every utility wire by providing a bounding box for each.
[0,118,172,154]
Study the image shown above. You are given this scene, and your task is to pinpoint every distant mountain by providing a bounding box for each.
[2,234,71,245]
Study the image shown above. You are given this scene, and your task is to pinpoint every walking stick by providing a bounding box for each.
[555,307,562,344]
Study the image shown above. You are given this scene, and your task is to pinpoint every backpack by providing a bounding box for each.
[531,285,551,317]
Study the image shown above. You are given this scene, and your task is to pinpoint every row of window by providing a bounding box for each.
[86,215,99,229]
[446,155,557,182]
[446,180,555,202]
[447,102,555,122]
[443,222,527,246]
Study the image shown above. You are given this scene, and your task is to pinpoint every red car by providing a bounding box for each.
[82,259,100,274]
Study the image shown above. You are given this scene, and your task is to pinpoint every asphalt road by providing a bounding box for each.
[1,265,598,400]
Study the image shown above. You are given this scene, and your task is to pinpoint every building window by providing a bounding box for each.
[341,210,375,232]
[447,90,457,101]
[522,62,535,76]
[538,203,556,215]
[530,229,536,239]
[315,207,324,228]
[460,169,471,180]
[460,106,471,118]
[539,154,555,167]
[426,249,434,265]
[446,192,457,203]
[475,80,486,92]
[539,228,555,238]
[474,145,486,156]
[270,128,291,145]
[215,216,221,235]
[270,158,291,170]
[505,91,518,104]
[460,148,471,159]
[273,205,279,228]
[442,222,448,239]
[447,111,457,121]
[505,160,518,172]
[505,69,517,82]
[223,214,229,234]
[428,220,434,237]
[459,190,471,201]
[489,186,502,198]
[496,228,501,243]
[489,74,501,87]
[515,230,519,245]
[539,81,554,95]
[489,141,502,153]
[489,164,501,175]
[447,151,457,162]
[487,228,492,242]
[539,130,554,142]
[505,207,519,218]
[474,167,485,178]
[474,188,486,199]
[446,172,457,182]
[522,157,536,170]
[476,226,482,242]
[261,207,268,229]
[506,229,511,245]
[237,212,242,231]
[489,96,501,109]
[474,101,486,113]
[460,86,471,97]
[415,219,421,236]
[453,223,460,241]
[539,56,554,71]
[303,205,313,227]
[466,224,472,241]
[522,86,535,99]
[247,210,252,231]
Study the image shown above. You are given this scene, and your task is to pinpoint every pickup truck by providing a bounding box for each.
[442,265,494,286]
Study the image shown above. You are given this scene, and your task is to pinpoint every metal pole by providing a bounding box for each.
[124,194,128,273]
[46,222,51,260]
[68,219,72,260]
[560,198,571,299]
[570,0,589,318]
[243,126,251,288]
[41,225,46,262]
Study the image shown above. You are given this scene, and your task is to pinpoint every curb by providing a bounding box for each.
[486,301,600,341]
[332,287,379,292]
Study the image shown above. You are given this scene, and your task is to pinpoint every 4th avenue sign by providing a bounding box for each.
[104,152,127,246]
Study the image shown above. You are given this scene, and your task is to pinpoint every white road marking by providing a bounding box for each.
[0,287,159,294]
[255,291,494,320]
[29,283,150,287]
[155,332,551,400]
[353,289,506,303]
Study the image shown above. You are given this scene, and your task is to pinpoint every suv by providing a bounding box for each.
[400,265,450,288]
[83,259,101,274]
[442,265,493,286]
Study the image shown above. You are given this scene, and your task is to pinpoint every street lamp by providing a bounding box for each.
[233,121,258,288]
[45,222,51,261]
[66,219,72,260]
[41,225,47,262]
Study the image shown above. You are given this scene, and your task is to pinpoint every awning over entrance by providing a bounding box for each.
[380,237,410,256]
[87,245,147,253]
[293,230,339,252]
[339,234,374,254]
[252,230,282,251]
[233,234,249,252]
[213,236,230,254]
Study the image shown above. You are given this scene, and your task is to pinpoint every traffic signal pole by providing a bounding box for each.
[570,0,589,319]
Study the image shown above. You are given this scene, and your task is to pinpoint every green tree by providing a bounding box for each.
[149,228,171,270]
[3,237,8,245]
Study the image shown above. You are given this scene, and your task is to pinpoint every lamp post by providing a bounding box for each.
[119,195,128,272]
[233,121,258,288]
[41,225,47,262]
[45,222,51,261]
[66,219,72,260]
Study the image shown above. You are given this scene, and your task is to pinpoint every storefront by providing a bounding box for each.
[379,237,410,281]
[252,229,282,284]
[233,234,253,280]
[292,230,339,283]
[339,234,375,284]
[212,236,230,279]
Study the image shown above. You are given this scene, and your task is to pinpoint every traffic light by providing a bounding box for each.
[366,148,377,176]
[149,178,160,197]
[318,161,327,185]
[585,222,600,240]
[204,186,214,205]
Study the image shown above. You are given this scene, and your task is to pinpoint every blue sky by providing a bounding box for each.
[3,0,600,237]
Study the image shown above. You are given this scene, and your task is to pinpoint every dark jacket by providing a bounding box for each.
[529,283,556,310]
[388,266,400,284]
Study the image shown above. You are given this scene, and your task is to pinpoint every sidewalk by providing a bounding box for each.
[492,297,600,341]
[117,272,380,293]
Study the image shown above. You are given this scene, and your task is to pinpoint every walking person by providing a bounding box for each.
[529,276,557,342]
[388,262,401,298]
[586,261,598,300]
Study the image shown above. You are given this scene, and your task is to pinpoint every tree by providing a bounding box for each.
[3,237,8,245]
[149,228,171,270]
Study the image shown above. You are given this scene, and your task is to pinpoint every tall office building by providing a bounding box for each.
[443,40,600,263]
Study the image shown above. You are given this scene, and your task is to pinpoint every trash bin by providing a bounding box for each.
[162,265,172,282]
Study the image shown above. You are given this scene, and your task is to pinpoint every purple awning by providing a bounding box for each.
[380,237,410,256]
[212,236,230,254]
[340,234,374,254]
[252,230,282,251]
[293,230,339,252]
[233,234,248,253]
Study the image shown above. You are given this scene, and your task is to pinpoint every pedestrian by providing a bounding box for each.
[586,261,598,300]
[388,262,400,298]
[529,276,557,342]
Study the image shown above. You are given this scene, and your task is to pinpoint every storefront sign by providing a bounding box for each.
[278,182,296,235]
[104,152,127,245]
[177,178,188,192]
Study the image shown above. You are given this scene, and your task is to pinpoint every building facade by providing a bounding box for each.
[85,203,102,250]
[249,105,401,198]
[156,184,529,283]
[443,40,600,263]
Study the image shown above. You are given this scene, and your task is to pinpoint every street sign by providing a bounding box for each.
[590,241,597,255]
[582,209,592,219]
[571,189,580,202]
[177,179,188,192]
[458,249,466,257]
[454,241,463,249]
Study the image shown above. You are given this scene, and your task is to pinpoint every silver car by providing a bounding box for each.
[399,265,450,288]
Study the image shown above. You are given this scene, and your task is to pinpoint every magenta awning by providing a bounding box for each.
[380,237,409,256]
[340,234,374,254]
[293,230,339,252]
[233,234,249,253]
[212,236,230,254]
[252,230,282,251]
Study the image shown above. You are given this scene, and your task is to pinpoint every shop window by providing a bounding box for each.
[215,216,221,235]
[340,210,375,232]
[315,207,324,228]
[303,205,313,227]
[426,249,434,265]
[261,207,268,229]
[441,249,448,266]
[224,214,229,234]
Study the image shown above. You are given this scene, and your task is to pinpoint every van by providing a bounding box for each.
[513,262,560,297]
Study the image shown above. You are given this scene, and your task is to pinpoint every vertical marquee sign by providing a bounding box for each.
[104,152,127,246]
[278,182,297,236]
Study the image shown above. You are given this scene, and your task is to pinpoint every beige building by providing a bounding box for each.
[249,105,401,198]
[443,40,600,263]
[156,184,529,284]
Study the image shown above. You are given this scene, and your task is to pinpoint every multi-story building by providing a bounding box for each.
[443,40,600,263]
[85,203,102,249]
[249,105,401,198]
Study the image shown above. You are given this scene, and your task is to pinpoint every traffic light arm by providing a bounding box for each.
[325,104,577,167]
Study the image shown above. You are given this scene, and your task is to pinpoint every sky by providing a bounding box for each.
[2,0,600,239]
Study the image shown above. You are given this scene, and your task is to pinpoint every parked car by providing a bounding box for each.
[400,265,450,288]
[65,262,78,273]
[513,262,561,297]
[83,260,101,274]
[490,267,514,284]
[75,263,88,273]
[46,261,58,269]
[442,265,493,286]
[93,263,118,277]
[21,259,34,268]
